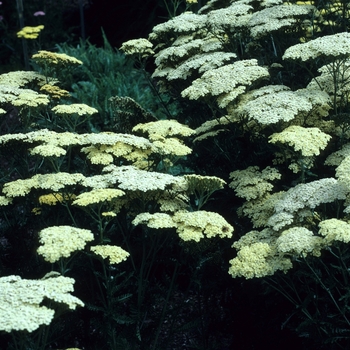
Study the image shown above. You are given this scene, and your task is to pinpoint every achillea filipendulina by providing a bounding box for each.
[325,144,350,167]
[2,172,86,197]
[184,174,226,196]
[181,60,269,106]
[237,87,313,125]
[132,212,177,229]
[37,226,94,263]
[276,226,324,257]
[72,188,125,206]
[283,32,350,62]
[101,165,183,192]
[0,71,48,88]
[39,192,75,205]
[149,12,207,43]
[29,144,67,157]
[0,274,83,332]
[40,84,70,99]
[249,4,316,38]
[52,103,98,116]
[133,119,195,138]
[120,38,154,57]
[267,178,348,230]
[269,126,331,157]
[319,219,350,244]
[229,166,281,200]
[17,25,44,39]
[32,50,83,67]
[173,210,234,242]
[90,245,130,264]
[229,241,293,279]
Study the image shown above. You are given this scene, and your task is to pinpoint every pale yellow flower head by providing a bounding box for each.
[90,245,130,264]
[39,193,75,206]
[0,274,83,333]
[17,25,44,39]
[120,38,154,57]
[132,212,177,229]
[32,50,83,67]
[276,227,324,257]
[173,210,234,242]
[37,226,94,263]
[133,119,195,138]
[72,188,125,206]
[319,219,350,245]
[52,103,98,116]
[269,126,331,157]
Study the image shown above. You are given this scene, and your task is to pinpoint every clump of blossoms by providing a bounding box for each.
[32,50,83,68]
[0,273,83,332]
[133,210,233,242]
[17,25,44,39]
[90,245,130,264]
[120,38,155,58]
[37,226,94,263]
[229,166,281,201]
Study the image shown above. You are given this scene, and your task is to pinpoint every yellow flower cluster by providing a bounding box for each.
[90,245,130,264]
[52,103,98,116]
[276,226,324,257]
[269,126,331,157]
[229,166,281,200]
[17,25,44,39]
[133,210,234,242]
[72,188,125,206]
[0,274,83,332]
[318,219,350,244]
[32,50,83,67]
[37,226,94,263]
[120,38,154,57]
[229,228,293,278]
[39,192,75,205]
[40,84,70,99]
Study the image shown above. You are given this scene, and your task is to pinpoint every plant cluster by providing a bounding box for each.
[2,0,350,349]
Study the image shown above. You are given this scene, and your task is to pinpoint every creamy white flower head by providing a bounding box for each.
[283,32,350,62]
[37,226,94,263]
[149,12,207,42]
[269,126,331,157]
[238,192,285,228]
[0,274,83,332]
[238,87,313,125]
[132,212,177,229]
[0,70,48,88]
[32,50,83,67]
[29,144,67,157]
[15,91,49,107]
[90,245,129,264]
[268,178,348,230]
[52,103,98,116]
[173,210,233,242]
[120,38,154,57]
[181,60,269,104]
[319,219,350,244]
[164,51,237,81]
[206,3,253,32]
[102,164,183,192]
[133,119,195,138]
[151,136,192,156]
[325,144,350,167]
[249,4,315,38]
[72,188,125,206]
[336,156,350,190]
[276,227,324,257]
[228,242,293,279]
[229,166,281,200]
